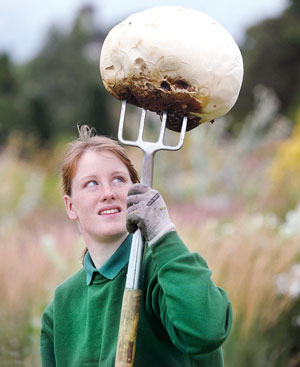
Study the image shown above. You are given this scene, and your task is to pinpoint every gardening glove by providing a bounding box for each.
[127,183,175,246]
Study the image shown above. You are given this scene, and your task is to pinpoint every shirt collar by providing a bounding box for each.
[84,234,132,285]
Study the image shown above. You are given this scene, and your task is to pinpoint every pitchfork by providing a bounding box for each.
[115,100,188,367]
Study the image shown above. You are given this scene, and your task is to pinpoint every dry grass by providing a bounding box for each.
[0,214,80,310]
[0,212,82,365]
[174,213,300,338]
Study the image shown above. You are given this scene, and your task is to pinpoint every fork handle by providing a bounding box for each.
[115,288,142,367]
[115,229,145,367]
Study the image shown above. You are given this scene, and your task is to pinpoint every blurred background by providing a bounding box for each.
[1,0,300,365]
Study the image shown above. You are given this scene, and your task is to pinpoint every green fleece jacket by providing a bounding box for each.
[40,231,232,367]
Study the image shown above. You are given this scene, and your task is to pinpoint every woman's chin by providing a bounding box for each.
[96,227,128,243]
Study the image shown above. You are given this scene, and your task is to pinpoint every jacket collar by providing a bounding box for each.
[84,234,132,285]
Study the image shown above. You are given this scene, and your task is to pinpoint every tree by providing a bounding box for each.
[0,53,22,144]
[25,5,116,142]
[233,0,300,126]
[0,5,117,147]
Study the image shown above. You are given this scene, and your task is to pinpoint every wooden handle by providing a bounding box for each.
[115,288,142,367]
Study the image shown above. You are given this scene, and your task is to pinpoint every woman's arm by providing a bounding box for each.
[148,231,232,355]
[40,301,56,367]
[127,184,233,355]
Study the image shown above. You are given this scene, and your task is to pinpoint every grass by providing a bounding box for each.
[0,212,82,366]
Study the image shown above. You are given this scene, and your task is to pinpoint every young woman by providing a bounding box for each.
[40,125,233,367]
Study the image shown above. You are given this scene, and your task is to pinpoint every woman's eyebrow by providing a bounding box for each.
[79,175,98,183]
[111,170,129,175]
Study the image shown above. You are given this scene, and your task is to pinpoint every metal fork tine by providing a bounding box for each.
[137,108,147,142]
[118,100,127,144]
[158,111,167,144]
[174,115,188,150]
[160,114,188,151]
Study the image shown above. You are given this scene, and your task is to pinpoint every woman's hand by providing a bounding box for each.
[126,184,175,246]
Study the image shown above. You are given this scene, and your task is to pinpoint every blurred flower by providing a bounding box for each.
[40,234,68,274]
[40,234,55,248]
[249,212,279,230]
[30,316,41,330]
[219,222,236,237]
[279,205,300,238]
[276,264,300,299]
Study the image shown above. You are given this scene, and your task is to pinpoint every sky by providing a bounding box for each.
[0,0,289,63]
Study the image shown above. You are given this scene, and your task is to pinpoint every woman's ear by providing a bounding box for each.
[64,195,78,221]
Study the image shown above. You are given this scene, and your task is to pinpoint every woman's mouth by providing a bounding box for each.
[99,208,121,215]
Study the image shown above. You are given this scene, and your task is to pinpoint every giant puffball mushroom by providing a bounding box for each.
[100,6,244,132]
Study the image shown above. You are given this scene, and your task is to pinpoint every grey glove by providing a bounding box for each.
[127,183,175,246]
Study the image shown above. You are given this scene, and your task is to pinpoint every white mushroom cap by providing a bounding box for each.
[100,6,243,131]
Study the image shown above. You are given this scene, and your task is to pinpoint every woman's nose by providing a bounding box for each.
[101,184,116,201]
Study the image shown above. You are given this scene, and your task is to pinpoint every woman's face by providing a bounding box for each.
[64,149,133,245]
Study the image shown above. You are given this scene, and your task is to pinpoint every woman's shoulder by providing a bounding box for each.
[54,268,86,297]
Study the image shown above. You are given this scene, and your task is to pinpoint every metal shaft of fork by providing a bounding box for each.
[118,100,187,290]
[125,151,154,290]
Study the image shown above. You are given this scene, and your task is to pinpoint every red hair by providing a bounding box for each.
[61,125,139,196]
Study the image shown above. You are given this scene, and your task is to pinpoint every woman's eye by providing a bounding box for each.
[113,176,125,183]
[86,180,98,187]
